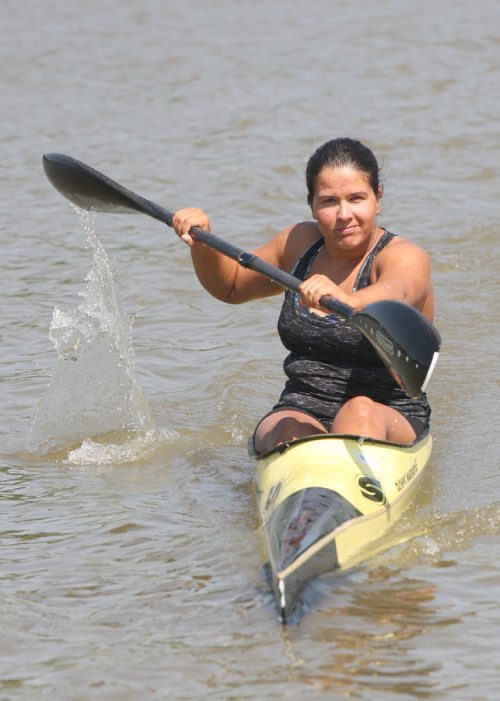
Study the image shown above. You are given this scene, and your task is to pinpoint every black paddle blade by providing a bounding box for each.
[353,300,441,398]
[42,153,173,224]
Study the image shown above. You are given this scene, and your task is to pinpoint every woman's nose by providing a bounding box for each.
[338,200,351,219]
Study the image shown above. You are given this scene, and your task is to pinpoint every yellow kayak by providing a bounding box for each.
[254,431,432,622]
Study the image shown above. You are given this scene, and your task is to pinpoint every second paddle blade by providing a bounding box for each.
[353,300,441,398]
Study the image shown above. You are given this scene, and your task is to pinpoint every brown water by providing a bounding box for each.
[2,0,500,698]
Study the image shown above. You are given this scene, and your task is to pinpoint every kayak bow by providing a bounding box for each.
[254,431,432,622]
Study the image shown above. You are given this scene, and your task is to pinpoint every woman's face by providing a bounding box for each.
[310,165,381,252]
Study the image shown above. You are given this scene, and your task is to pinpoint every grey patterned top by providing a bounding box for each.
[274,230,431,428]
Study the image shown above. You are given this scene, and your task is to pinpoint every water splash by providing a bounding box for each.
[28,210,170,461]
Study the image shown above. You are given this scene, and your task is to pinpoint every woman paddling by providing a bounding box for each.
[172,138,434,454]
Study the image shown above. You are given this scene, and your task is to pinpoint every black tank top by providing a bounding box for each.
[275,231,431,425]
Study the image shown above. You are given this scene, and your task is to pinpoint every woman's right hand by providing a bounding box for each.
[172,208,211,247]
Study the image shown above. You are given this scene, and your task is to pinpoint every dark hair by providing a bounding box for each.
[306,138,381,205]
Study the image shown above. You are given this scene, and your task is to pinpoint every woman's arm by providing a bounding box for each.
[172,209,318,304]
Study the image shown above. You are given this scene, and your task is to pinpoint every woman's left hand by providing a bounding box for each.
[299,274,350,311]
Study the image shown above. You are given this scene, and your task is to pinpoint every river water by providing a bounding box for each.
[2,0,499,698]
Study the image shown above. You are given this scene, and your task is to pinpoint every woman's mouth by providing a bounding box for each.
[336,225,357,234]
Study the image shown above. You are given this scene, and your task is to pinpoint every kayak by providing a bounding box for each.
[254,431,432,622]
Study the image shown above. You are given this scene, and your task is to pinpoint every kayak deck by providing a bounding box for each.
[254,432,432,622]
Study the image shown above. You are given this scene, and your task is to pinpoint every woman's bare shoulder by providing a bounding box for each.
[280,221,322,272]
[378,234,431,268]
[373,233,433,314]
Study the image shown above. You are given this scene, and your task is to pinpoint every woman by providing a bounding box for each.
[172,138,434,455]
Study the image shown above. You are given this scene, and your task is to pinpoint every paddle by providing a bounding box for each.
[42,152,440,398]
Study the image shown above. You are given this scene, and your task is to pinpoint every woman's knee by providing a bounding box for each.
[337,396,378,422]
[254,410,326,454]
[332,396,386,437]
[333,396,416,443]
